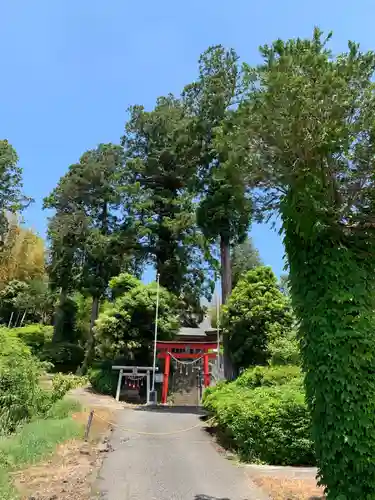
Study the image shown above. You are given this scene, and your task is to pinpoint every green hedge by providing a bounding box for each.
[203,366,314,465]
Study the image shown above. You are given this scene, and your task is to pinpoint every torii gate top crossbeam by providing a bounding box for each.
[112,366,154,371]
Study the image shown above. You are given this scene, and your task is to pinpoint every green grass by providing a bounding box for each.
[0,401,84,500]
[45,397,83,419]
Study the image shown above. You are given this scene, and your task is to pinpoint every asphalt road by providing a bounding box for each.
[96,407,268,500]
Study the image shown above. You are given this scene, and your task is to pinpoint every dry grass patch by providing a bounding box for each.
[14,408,116,500]
[251,474,325,500]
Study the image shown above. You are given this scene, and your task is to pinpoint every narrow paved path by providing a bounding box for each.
[96,407,268,500]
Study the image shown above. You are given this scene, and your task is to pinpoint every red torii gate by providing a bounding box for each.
[156,340,217,404]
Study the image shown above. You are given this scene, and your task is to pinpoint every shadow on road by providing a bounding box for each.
[134,405,207,415]
[194,497,253,500]
[194,496,241,500]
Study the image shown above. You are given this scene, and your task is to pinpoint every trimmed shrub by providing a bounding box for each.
[235,365,302,389]
[203,366,313,465]
[41,342,85,373]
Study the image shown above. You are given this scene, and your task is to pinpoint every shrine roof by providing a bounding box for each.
[177,315,216,338]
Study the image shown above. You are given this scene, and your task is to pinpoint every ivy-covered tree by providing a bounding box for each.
[95,273,179,363]
[236,29,375,498]
[122,97,214,324]
[222,266,293,371]
[45,143,138,371]
[183,45,252,376]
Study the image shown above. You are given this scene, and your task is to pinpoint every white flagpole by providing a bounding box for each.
[151,273,160,393]
[216,288,221,376]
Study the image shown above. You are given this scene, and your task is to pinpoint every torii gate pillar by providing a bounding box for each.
[161,352,171,404]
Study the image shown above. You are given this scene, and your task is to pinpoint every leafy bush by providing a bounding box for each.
[0,331,51,434]
[88,365,117,395]
[0,329,30,357]
[235,365,302,389]
[0,329,86,436]
[95,278,179,360]
[12,324,53,355]
[0,355,44,434]
[268,327,300,366]
[222,267,294,370]
[41,342,85,373]
[51,373,88,401]
[203,366,313,466]
[109,272,141,299]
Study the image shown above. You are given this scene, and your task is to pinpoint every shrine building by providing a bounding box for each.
[156,315,221,404]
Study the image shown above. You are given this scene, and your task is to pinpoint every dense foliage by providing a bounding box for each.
[222,266,293,371]
[11,324,53,355]
[40,341,85,373]
[44,143,139,369]
[203,366,313,465]
[88,362,118,396]
[268,327,300,366]
[94,274,179,362]
[51,372,88,400]
[235,365,302,389]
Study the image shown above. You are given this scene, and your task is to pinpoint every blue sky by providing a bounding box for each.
[1,0,374,282]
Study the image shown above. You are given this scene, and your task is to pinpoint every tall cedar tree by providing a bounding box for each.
[122,96,214,325]
[231,237,262,288]
[232,29,375,498]
[45,144,138,371]
[46,212,88,342]
[183,46,252,377]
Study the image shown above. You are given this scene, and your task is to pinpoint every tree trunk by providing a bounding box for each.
[220,235,234,380]
[53,288,67,343]
[79,295,100,375]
